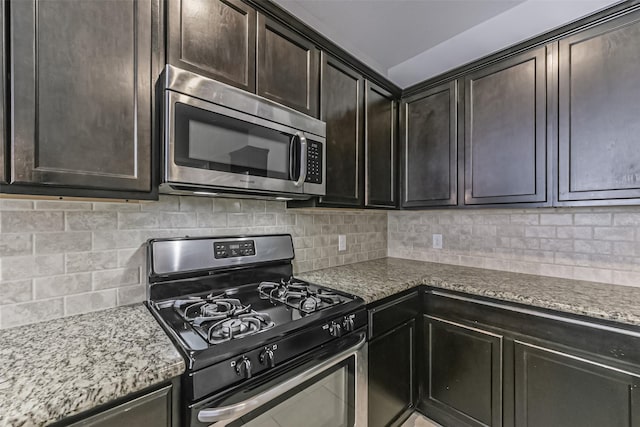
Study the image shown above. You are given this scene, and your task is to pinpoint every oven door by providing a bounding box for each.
[191,330,367,427]
[164,91,316,195]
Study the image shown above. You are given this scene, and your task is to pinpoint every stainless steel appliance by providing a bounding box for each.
[146,234,367,427]
[161,65,326,200]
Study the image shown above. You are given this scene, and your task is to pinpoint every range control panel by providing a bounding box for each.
[214,240,255,259]
[305,141,323,184]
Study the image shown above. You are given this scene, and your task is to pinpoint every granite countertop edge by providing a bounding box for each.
[298,257,640,328]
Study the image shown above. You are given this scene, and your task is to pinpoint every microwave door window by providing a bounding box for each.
[174,103,291,180]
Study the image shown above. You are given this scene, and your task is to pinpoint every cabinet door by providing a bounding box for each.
[369,319,417,427]
[0,0,5,184]
[401,81,457,208]
[257,14,319,117]
[558,11,640,204]
[317,54,364,207]
[514,341,640,427]
[69,385,172,426]
[464,46,548,205]
[422,315,503,427]
[10,0,155,193]
[365,81,397,208]
[167,0,256,92]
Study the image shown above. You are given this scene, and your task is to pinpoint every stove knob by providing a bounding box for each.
[235,357,252,379]
[259,348,275,368]
[343,317,355,332]
[329,322,342,338]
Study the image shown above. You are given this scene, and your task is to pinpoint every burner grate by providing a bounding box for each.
[258,279,343,313]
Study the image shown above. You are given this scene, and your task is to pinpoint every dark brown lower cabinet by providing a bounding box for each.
[369,319,417,427]
[421,315,503,427]
[514,342,640,427]
[421,289,640,427]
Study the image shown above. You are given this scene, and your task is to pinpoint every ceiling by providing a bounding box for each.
[272,0,622,88]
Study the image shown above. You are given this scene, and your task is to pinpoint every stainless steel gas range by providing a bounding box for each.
[146,234,367,427]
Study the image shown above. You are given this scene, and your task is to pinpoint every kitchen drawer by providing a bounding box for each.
[369,290,420,339]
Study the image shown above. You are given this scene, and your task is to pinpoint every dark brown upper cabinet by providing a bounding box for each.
[9,0,159,196]
[167,0,256,93]
[401,81,458,208]
[558,10,640,205]
[317,53,364,207]
[257,13,320,118]
[0,0,5,185]
[463,46,549,206]
[365,81,398,208]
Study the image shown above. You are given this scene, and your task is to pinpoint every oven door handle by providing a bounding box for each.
[197,332,366,425]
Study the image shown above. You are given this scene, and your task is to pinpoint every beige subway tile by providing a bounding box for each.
[66,211,117,231]
[241,200,266,213]
[539,214,573,225]
[254,213,277,226]
[34,273,92,299]
[556,226,592,239]
[0,233,32,257]
[66,251,118,273]
[93,201,141,211]
[65,290,117,316]
[1,254,64,281]
[574,213,611,226]
[524,226,555,238]
[93,267,140,290]
[574,239,612,254]
[1,298,64,328]
[593,227,635,241]
[265,200,287,212]
[472,225,497,236]
[213,198,241,213]
[0,199,34,210]
[0,280,32,305]
[197,213,228,228]
[510,214,539,225]
[93,230,143,250]
[35,232,91,254]
[34,200,92,210]
[179,196,213,212]
[117,285,146,305]
[140,195,180,212]
[613,213,640,226]
[2,211,64,232]
[117,247,145,269]
[539,238,573,252]
[228,213,254,227]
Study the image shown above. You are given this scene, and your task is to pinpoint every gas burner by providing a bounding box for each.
[259,279,344,313]
[207,313,275,344]
[172,292,275,343]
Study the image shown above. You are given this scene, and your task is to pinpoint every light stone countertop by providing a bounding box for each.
[298,257,640,327]
[0,304,185,427]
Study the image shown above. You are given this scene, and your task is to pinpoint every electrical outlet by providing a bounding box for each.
[432,234,443,249]
[338,234,347,252]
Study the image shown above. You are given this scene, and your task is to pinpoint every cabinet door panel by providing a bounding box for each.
[369,319,416,427]
[318,54,363,207]
[423,315,503,427]
[10,0,153,192]
[0,0,5,184]
[515,342,640,427]
[257,14,319,117]
[402,81,457,207]
[464,47,547,205]
[365,81,397,208]
[167,0,255,92]
[558,11,640,203]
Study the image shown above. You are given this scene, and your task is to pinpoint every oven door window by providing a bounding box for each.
[229,358,355,427]
[174,102,292,180]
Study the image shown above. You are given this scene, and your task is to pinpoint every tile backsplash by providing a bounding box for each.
[0,196,387,329]
[388,207,640,287]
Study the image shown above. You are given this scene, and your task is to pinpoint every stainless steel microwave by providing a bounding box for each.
[160,65,326,200]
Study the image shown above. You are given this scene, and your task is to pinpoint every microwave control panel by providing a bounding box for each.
[214,240,255,259]
[305,141,323,184]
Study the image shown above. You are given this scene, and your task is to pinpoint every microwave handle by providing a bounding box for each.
[293,131,308,187]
